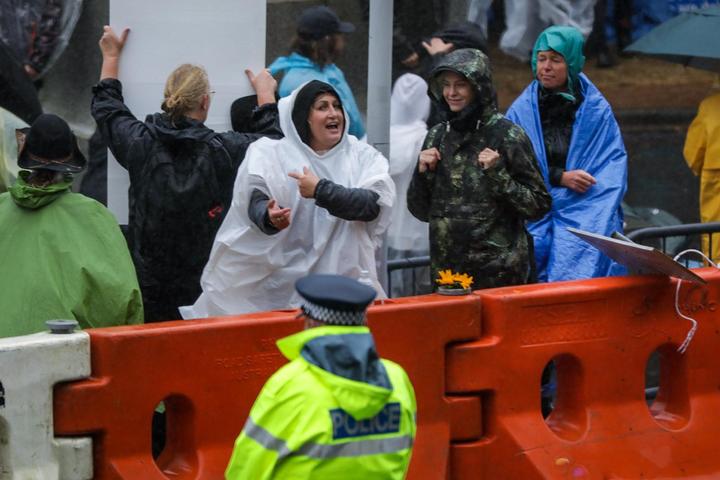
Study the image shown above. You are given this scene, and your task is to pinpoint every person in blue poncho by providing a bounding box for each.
[269,5,366,139]
[506,26,628,282]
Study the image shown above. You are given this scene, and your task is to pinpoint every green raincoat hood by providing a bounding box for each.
[278,326,392,420]
[429,48,498,124]
[531,26,586,102]
[9,171,72,209]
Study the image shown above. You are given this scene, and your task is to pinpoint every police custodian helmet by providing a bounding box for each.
[295,274,376,326]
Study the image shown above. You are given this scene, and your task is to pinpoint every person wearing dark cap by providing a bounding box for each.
[269,5,366,139]
[0,113,143,337]
[183,81,394,318]
[225,274,416,479]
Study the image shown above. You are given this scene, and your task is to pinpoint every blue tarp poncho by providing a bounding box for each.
[506,73,628,281]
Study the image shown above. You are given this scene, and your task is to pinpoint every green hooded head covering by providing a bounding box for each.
[531,26,585,102]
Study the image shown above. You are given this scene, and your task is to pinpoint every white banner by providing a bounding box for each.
[107,0,266,223]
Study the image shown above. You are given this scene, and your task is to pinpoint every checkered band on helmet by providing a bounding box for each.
[301,300,366,326]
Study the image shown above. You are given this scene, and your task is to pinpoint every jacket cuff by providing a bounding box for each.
[253,102,278,114]
[93,78,123,94]
[549,167,564,187]
[313,178,329,200]
[483,164,512,191]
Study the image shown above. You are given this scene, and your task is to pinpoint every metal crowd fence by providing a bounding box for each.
[627,221,720,265]
[386,256,430,298]
[386,222,720,297]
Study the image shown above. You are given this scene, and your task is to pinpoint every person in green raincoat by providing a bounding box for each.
[0,113,143,338]
[225,274,416,479]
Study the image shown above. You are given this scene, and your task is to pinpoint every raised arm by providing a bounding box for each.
[92,26,149,170]
[407,126,444,222]
[99,26,129,81]
[288,167,381,222]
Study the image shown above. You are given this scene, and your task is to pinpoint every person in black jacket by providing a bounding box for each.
[92,26,282,322]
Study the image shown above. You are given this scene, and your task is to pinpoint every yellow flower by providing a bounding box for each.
[453,273,474,290]
[435,269,473,289]
[436,269,456,285]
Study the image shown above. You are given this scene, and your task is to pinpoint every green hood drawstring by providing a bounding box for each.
[531,25,586,103]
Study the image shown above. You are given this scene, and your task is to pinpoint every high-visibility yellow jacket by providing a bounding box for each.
[684,92,720,260]
[225,325,417,479]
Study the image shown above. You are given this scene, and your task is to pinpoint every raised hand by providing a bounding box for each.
[418,147,441,173]
[99,25,129,60]
[421,37,454,56]
[245,68,277,105]
[477,148,500,170]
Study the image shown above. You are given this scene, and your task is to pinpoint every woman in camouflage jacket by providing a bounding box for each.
[407,48,551,290]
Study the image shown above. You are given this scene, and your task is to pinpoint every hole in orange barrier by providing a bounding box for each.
[152,395,198,476]
[647,344,690,430]
[542,354,587,442]
[152,402,166,459]
[540,360,557,418]
[645,350,660,406]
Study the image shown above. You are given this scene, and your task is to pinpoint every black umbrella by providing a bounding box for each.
[0,41,42,125]
[625,6,720,73]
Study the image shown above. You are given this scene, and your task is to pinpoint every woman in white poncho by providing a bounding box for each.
[183,80,394,316]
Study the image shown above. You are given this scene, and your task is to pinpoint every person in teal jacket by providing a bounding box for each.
[269,5,366,139]
[0,113,143,338]
[225,274,416,479]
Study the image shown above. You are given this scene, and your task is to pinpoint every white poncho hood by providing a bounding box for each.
[183,83,394,317]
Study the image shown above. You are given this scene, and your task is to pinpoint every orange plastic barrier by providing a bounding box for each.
[53,295,481,479]
[54,269,720,479]
[54,310,300,479]
[448,268,720,479]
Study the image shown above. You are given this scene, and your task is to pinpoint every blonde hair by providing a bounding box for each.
[161,64,210,122]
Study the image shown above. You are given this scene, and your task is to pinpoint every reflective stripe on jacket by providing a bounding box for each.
[225,326,416,479]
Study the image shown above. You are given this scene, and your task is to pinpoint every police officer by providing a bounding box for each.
[225,274,417,479]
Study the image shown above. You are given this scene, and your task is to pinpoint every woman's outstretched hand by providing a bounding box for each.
[289,167,320,198]
[422,37,454,56]
[99,26,129,80]
[245,68,277,106]
[560,169,596,193]
[267,199,291,230]
[99,26,129,59]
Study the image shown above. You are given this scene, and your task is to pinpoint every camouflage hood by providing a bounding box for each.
[428,48,498,128]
